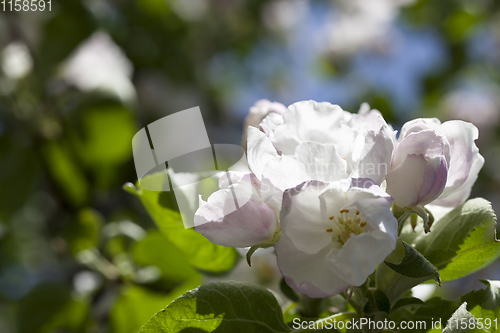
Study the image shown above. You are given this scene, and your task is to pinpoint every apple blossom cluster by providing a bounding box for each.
[194,100,484,298]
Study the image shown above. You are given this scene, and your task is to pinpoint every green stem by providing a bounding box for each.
[397,211,411,235]
[76,248,120,280]
[299,295,324,319]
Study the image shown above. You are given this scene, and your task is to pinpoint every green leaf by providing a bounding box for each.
[41,141,90,207]
[376,262,432,306]
[390,297,460,333]
[132,231,200,288]
[384,238,405,265]
[125,172,239,274]
[391,297,425,312]
[385,240,440,284]
[71,105,136,167]
[139,281,291,333]
[461,280,500,332]
[401,198,500,282]
[111,276,200,333]
[66,208,103,254]
[376,240,440,305]
[443,302,477,333]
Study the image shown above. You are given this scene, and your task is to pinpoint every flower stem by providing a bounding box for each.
[397,211,411,234]
[298,295,324,319]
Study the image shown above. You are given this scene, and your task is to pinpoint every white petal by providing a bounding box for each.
[275,231,349,298]
[352,191,397,242]
[350,128,394,184]
[195,174,257,225]
[440,121,477,188]
[195,197,277,247]
[246,126,278,179]
[259,177,284,212]
[400,118,442,139]
[392,130,449,168]
[242,100,287,148]
[439,121,482,192]
[432,152,484,207]
[357,103,371,116]
[280,181,334,254]
[244,99,287,129]
[260,112,284,140]
[272,101,348,155]
[218,171,250,189]
[198,194,206,207]
[331,124,356,161]
[326,231,396,286]
[194,178,277,247]
[386,154,448,207]
[262,142,348,193]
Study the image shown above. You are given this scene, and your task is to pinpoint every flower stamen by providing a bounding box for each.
[326,209,368,244]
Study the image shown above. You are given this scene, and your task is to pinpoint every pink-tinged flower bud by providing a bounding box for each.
[385,126,450,208]
[397,118,484,208]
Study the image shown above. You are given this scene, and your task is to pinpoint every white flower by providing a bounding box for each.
[1,42,33,79]
[275,179,397,297]
[385,120,450,208]
[197,125,353,248]
[392,118,484,208]
[61,32,135,102]
[194,172,280,248]
[255,101,394,185]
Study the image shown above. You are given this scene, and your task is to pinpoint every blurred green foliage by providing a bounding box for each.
[0,0,499,331]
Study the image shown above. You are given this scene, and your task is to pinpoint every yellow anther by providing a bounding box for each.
[327,209,367,244]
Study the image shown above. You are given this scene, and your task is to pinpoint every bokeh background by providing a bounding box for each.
[1,0,500,332]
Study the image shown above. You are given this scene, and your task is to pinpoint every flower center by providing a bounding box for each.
[326,209,367,245]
